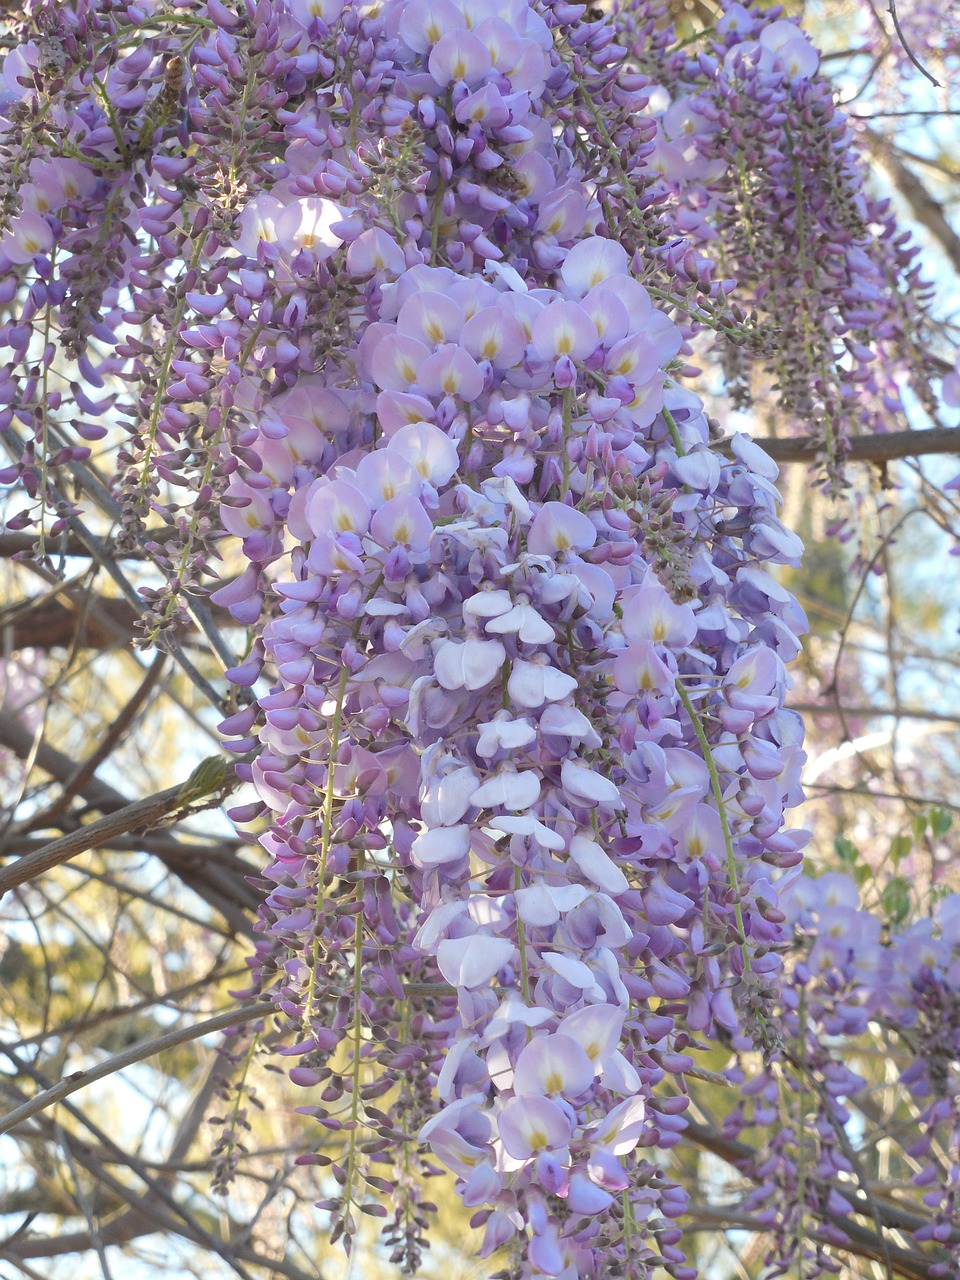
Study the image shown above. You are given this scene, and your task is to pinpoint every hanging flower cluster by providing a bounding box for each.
[0,0,952,1277]
[614,2,938,492]
[199,1,807,1272]
[719,872,960,1278]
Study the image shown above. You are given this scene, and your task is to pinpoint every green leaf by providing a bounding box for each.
[911,814,928,845]
[890,834,911,868]
[881,876,911,925]
[930,807,953,839]
[834,836,858,866]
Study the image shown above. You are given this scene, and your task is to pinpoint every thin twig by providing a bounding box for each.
[35,653,168,828]
[0,1000,270,1137]
[886,0,941,86]
[0,765,237,897]
[712,427,960,465]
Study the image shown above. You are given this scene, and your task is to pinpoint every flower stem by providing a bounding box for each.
[675,680,751,974]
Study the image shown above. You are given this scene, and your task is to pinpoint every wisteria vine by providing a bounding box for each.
[0,0,958,1277]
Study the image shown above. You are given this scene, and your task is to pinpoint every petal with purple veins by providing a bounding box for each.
[531,299,598,363]
[513,1033,595,1098]
[497,1095,573,1160]
[560,236,630,297]
[527,502,597,555]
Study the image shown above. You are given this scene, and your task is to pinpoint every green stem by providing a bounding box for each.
[795,986,807,1280]
[670,23,716,52]
[305,663,350,1022]
[561,385,575,494]
[675,680,751,973]
[514,865,531,1006]
[430,181,444,265]
[91,75,130,159]
[662,406,686,456]
[341,907,366,1239]
[37,248,55,560]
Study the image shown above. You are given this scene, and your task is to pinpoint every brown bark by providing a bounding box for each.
[0,713,262,931]
[715,426,960,465]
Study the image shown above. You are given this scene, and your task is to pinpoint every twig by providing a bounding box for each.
[789,702,960,724]
[34,653,168,828]
[712,427,960,465]
[864,131,960,276]
[0,764,237,897]
[0,1001,270,1137]
[886,0,941,86]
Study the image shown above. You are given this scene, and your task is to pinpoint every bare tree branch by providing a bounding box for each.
[0,714,262,929]
[714,427,960,465]
[885,0,941,87]
[0,1001,270,1137]
[0,769,237,897]
[864,130,960,276]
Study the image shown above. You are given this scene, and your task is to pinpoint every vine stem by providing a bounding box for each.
[305,663,350,1022]
[561,384,575,494]
[515,864,531,1005]
[341,907,366,1245]
[662,406,686,456]
[674,680,751,974]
